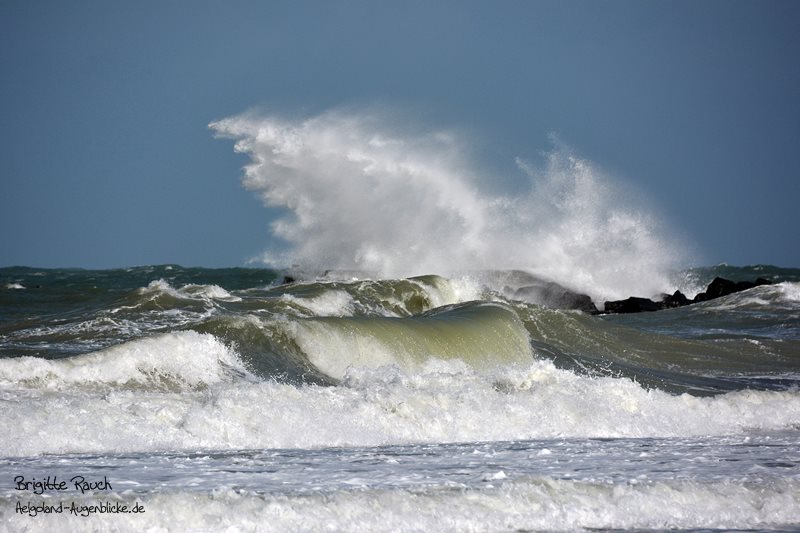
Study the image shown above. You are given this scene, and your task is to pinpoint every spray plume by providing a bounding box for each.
[211,109,685,302]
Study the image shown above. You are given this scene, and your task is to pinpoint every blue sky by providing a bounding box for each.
[2,0,798,269]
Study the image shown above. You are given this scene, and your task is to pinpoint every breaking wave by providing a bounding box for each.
[210,109,687,302]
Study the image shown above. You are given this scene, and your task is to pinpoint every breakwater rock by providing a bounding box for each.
[603,277,772,314]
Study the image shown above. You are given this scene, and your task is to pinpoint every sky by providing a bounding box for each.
[1,0,799,269]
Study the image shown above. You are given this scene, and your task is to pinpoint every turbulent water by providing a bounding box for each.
[209,110,687,304]
[2,108,798,531]
[1,264,799,532]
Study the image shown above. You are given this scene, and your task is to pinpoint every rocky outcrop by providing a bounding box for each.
[513,282,599,314]
[693,277,772,302]
[660,290,691,308]
[488,270,599,313]
[602,277,772,314]
[603,296,661,314]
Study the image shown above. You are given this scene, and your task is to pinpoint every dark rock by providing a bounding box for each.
[704,277,740,299]
[604,277,773,314]
[693,291,709,303]
[693,277,772,303]
[604,290,690,313]
[661,290,690,308]
[603,296,661,314]
[512,281,599,314]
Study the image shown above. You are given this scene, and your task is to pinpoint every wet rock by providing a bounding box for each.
[661,290,690,308]
[603,296,661,314]
[513,282,599,314]
[693,277,772,303]
[605,277,773,313]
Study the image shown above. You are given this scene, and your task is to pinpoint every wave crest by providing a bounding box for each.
[211,109,687,302]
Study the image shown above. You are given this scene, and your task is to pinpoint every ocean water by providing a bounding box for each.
[1,264,799,532]
[2,110,799,530]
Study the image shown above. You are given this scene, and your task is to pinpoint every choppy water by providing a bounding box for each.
[1,264,799,531]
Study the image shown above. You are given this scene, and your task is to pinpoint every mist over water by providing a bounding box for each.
[211,110,686,302]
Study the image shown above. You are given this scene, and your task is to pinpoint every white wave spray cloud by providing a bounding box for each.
[210,109,686,302]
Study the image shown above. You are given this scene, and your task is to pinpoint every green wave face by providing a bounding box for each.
[287,302,533,380]
[3,266,799,394]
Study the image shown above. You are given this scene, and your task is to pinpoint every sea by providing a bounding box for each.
[1,263,799,532]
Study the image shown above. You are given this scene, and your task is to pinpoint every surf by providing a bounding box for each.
[286,301,532,380]
[210,109,687,303]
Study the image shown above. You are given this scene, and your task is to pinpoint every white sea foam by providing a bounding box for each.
[409,275,483,309]
[180,283,241,302]
[136,279,240,302]
[2,355,799,457]
[280,289,355,316]
[778,281,800,303]
[1,477,797,532]
[0,331,248,391]
[4,283,25,290]
[211,110,685,302]
[136,279,182,299]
